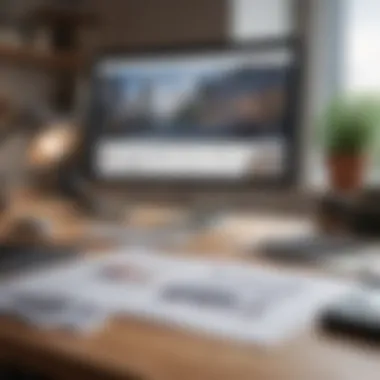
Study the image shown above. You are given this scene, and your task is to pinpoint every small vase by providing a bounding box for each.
[327,154,365,193]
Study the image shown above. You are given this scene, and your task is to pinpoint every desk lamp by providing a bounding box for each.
[27,120,81,197]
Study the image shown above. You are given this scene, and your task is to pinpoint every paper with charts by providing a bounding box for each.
[0,250,348,344]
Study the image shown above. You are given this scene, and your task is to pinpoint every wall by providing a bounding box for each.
[89,0,228,49]
[87,0,295,48]
[0,66,51,108]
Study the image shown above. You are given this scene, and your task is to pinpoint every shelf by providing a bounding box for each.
[0,45,86,72]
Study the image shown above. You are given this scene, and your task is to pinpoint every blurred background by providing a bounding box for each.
[0,2,379,379]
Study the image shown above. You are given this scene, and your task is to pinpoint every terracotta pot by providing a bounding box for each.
[327,154,365,192]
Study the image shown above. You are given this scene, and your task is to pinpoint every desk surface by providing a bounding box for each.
[0,196,379,380]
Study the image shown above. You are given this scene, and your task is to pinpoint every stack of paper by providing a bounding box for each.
[0,249,350,343]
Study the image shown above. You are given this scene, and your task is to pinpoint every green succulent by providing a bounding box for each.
[321,96,380,155]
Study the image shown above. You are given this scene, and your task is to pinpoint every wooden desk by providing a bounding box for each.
[0,199,379,380]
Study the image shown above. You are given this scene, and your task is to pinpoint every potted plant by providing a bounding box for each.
[321,96,380,192]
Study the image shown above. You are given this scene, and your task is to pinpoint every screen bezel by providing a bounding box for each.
[82,38,303,190]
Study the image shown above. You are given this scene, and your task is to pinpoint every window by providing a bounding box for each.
[342,0,380,181]
[230,0,295,41]
[343,0,380,94]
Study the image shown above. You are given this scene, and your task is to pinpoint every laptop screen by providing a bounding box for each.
[87,43,300,183]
